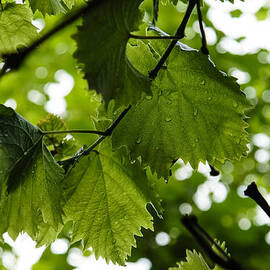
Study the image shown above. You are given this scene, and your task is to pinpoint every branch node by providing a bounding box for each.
[244,182,270,218]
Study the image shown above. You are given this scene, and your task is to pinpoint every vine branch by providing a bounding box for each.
[58,105,131,167]
[152,0,159,25]
[244,182,270,218]
[148,0,196,80]
[0,0,104,75]
[196,0,209,55]
[181,215,246,270]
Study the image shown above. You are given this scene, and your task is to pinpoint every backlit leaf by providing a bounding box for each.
[63,138,160,265]
[113,40,251,178]
[73,0,151,107]
[0,105,64,240]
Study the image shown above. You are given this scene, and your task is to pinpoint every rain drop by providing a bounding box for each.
[24,152,28,156]
[200,80,206,86]
[136,136,142,144]
[195,138,199,143]
[208,97,212,101]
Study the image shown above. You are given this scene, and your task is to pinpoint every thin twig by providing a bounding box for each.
[244,182,270,218]
[148,0,196,80]
[58,105,131,167]
[181,215,246,270]
[42,129,106,136]
[129,34,184,40]
[196,0,209,55]
[209,164,219,176]
[0,0,104,74]
[152,0,159,25]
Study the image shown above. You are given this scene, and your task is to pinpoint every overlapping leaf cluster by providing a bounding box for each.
[0,0,251,267]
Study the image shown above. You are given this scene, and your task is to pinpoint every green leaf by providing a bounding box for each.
[29,0,66,15]
[0,104,64,240]
[0,3,38,55]
[63,138,159,265]
[73,0,151,107]
[113,40,251,178]
[169,250,225,270]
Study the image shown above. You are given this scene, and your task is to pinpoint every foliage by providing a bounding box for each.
[169,250,223,270]
[0,0,269,269]
[74,0,151,106]
[0,3,38,54]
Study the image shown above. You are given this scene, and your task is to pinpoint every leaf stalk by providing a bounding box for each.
[244,181,270,218]
[58,105,132,166]
[196,0,209,55]
[42,129,106,136]
[129,34,183,40]
[148,0,196,79]
[181,215,246,270]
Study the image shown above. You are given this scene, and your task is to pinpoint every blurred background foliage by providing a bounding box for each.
[1,0,270,269]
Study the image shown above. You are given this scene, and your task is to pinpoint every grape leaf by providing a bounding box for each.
[0,105,64,240]
[113,40,251,178]
[73,0,151,107]
[29,0,66,15]
[63,138,160,265]
[0,3,38,55]
[169,250,224,270]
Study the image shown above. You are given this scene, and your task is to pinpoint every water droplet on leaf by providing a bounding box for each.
[167,99,172,105]
[200,80,206,85]
[208,97,212,101]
